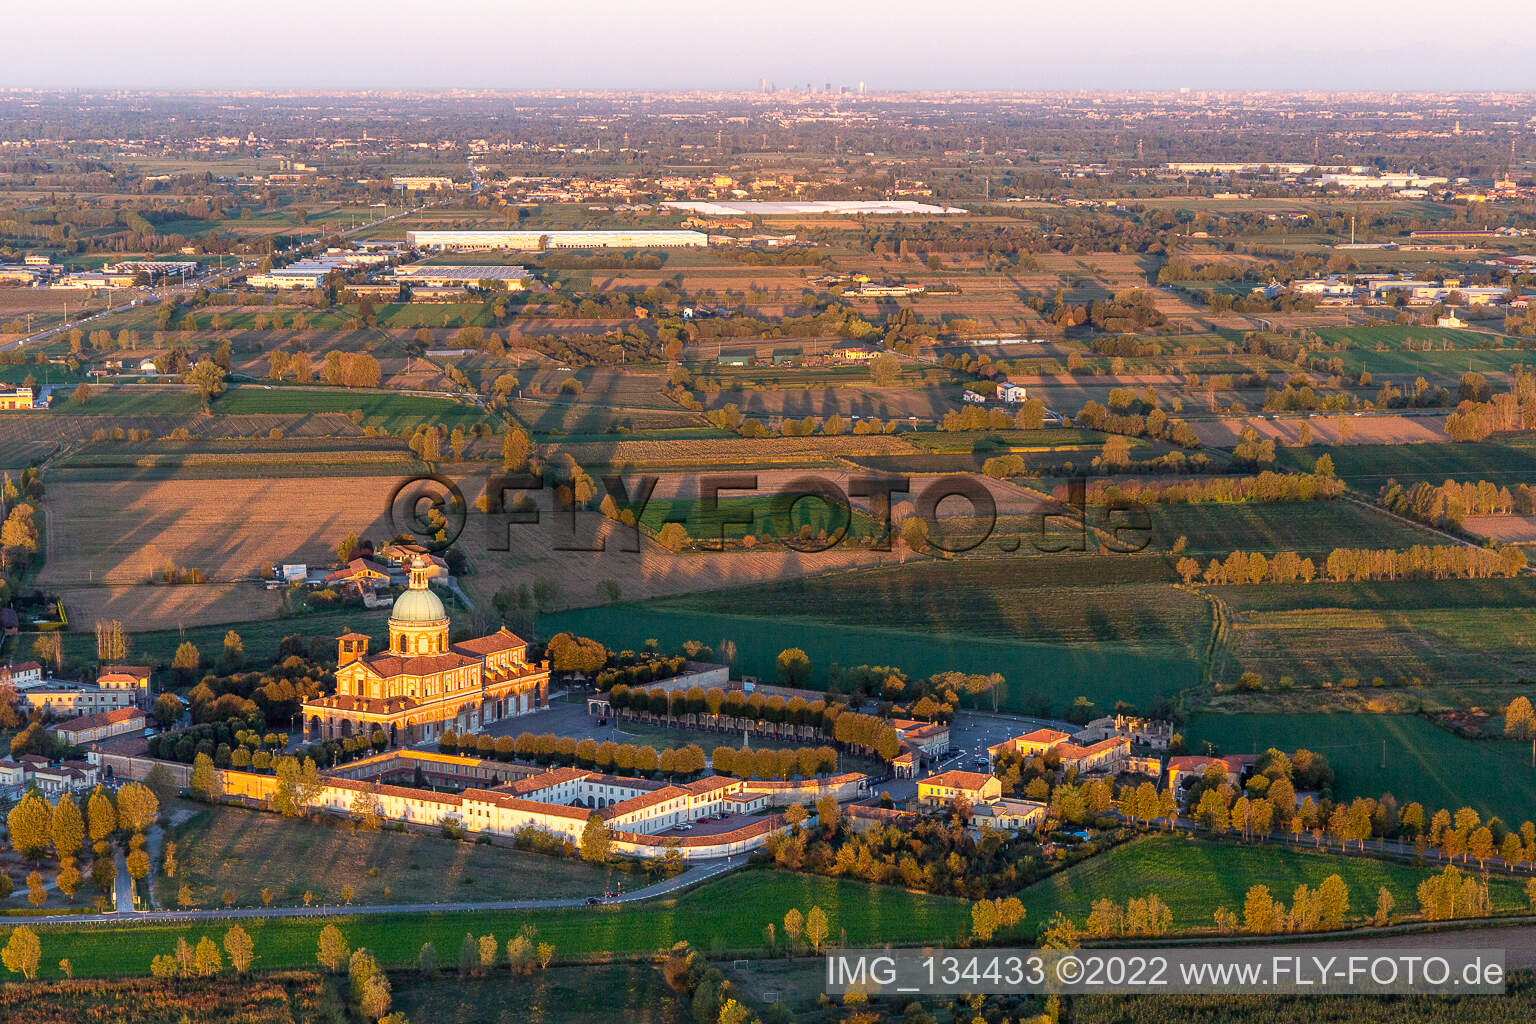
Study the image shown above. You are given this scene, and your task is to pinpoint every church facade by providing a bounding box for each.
[303,559,549,745]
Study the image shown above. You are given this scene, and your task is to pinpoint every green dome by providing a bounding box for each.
[391,583,446,623]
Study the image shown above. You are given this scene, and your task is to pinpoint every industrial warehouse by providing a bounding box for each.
[405,229,707,250]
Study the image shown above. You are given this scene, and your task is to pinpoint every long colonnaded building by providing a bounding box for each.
[405,229,706,250]
[302,558,549,745]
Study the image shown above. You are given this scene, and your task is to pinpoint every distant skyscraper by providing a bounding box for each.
[858,81,866,95]
[760,77,768,93]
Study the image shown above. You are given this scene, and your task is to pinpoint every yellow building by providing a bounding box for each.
[303,558,549,745]
[0,387,34,410]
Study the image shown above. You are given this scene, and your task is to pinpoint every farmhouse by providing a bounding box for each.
[995,381,1027,404]
[1166,754,1257,792]
[303,557,550,745]
[917,769,1002,808]
[970,798,1047,834]
[0,661,44,688]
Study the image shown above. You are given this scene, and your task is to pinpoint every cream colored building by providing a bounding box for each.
[303,558,549,745]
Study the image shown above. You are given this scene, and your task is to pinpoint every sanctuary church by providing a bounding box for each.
[303,558,549,745]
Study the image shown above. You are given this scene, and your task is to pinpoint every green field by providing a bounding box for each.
[1281,440,1536,489]
[58,605,393,671]
[1310,325,1531,378]
[214,385,493,431]
[1016,834,1530,933]
[1145,501,1440,558]
[169,804,627,908]
[19,870,969,979]
[1187,713,1536,823]
[636,495,888,545]
[1215,578,1536,688]
[548,555,1205,714]
[49,387,205,416]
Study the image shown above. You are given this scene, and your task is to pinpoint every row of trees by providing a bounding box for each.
[1179,544,1527,586]
[1379,477,1536,528]
[1089,470,1344,506]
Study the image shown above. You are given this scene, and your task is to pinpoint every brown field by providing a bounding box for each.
[1464,513,1536,544]
[51,582,285,631]
[1192,413,1450,447]
[41,474,399,586]
[3,410,370,444]
[547,432,918,467]
[36,468,927,630]
[699,384,953,420]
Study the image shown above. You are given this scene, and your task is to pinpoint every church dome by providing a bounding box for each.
[390,556,446,623]
[391,585,446,623]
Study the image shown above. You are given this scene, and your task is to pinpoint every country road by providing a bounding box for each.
[0,855,740,929]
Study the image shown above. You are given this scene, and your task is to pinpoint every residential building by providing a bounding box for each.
[970,798,1048,834]
[996,381,1027,404]
[1166,754,1257,792]
[917,769,1002,808]
[0,661,44,688]
[97,665,152,708]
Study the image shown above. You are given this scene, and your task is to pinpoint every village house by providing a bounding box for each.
[1166,754,1257,792]
[97,665,152,708]
[917,769,1003,808]
[969,797,1048,834]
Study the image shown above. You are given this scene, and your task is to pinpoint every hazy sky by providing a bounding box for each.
[3,0,1532,91]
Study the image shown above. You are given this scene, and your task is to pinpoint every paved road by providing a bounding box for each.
[0,855,739,928]
[112,849,134,913]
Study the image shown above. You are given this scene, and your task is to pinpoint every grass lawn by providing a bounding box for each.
[22,870,969,979]
[1014,834,1530,935]
[1186,712,1536,824]
[168,804,626,908]
[214,385,492,431]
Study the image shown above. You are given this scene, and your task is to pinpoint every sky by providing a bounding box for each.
[3,0,1532,92]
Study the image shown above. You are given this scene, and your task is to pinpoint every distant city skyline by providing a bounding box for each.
[4,1,1534,92]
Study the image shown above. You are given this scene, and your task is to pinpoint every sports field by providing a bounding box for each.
[1186,712,1536,823]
